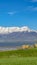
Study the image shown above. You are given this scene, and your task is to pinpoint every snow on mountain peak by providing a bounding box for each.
[0,26,37,34]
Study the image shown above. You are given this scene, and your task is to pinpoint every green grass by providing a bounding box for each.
[0,48,37,57]
[0,57,37,65]
[0,48,37,65]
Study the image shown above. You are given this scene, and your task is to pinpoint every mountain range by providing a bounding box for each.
[0,26,37,43]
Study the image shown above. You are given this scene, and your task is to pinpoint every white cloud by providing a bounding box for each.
[31,0,37,2]
[8,11,16,15]
[33,7,37,11]
[25,6,37,11]
[24,0,37,2]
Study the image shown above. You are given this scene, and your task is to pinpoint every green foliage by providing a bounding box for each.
[0,57,37,65]
[0,48,37,57]
[0,49,37,65]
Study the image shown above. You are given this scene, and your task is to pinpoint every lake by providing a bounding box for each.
[0,41,35,51]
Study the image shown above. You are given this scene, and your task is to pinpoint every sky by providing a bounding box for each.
[0,0,37,30]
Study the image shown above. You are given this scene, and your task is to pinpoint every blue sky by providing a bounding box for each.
[0,0,37,30]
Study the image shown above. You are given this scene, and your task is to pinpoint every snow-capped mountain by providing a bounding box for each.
[0,26,37,42]
[0,26,37,34]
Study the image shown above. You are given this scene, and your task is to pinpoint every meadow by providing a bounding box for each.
[0,48,37,65]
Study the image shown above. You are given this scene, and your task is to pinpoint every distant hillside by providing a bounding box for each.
[0,26,37,43]
[0,31,37,42]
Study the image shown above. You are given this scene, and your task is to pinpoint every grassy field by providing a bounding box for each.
[0,48,37,65]
[0,57,37,65]
[0,48,37,57]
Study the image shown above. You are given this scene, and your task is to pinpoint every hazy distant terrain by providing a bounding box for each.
[0,31,37,42]
[0,26,37,48]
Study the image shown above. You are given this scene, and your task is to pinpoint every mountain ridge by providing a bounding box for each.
[0,26,37,34]
[0,26,37,43]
